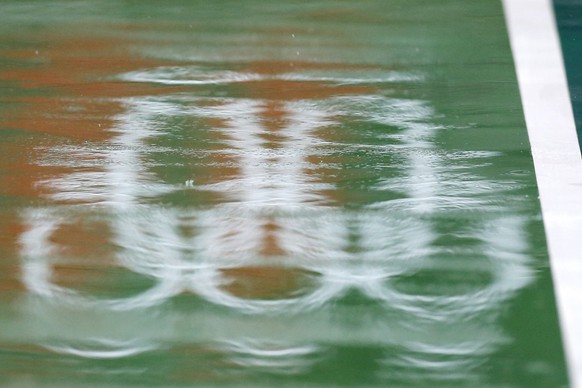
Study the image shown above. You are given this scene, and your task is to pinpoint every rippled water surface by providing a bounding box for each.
[0,0,569,387]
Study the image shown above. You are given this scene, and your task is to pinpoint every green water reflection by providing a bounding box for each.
[0,0,568,387]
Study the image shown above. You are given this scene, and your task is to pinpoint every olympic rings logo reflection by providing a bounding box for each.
[20,209,531,319]
[19,71,533,321]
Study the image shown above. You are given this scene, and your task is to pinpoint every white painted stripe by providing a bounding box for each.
[503,0,582,386]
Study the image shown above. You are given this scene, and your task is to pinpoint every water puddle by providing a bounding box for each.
[0,0,567,386]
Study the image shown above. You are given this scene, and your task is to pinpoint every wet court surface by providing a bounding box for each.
[0,1,569,387]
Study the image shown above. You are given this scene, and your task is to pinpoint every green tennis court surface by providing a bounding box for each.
[0,0,571,386]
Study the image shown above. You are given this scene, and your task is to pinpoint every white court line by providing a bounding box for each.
[503,0,582,386]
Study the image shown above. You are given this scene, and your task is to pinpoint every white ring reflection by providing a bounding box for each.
[42,338,159,359]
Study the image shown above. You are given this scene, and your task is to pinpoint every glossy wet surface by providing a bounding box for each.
[0,1,569,386]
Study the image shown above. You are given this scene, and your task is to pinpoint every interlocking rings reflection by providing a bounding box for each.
[20,66,533,344]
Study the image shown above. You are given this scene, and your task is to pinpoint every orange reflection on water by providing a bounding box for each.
[220,266,317,300]
[0,29,186,295]
[1,32,185,140]
[4,28,380,302]
[243,60,373,100]
[0,218,27,297]
[47,220,120,293]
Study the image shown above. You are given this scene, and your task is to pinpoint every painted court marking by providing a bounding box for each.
[503,0,582,385]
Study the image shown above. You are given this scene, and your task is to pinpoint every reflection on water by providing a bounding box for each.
[18,62,531,382]
[0,0,567,386]
[42,338,159,360]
